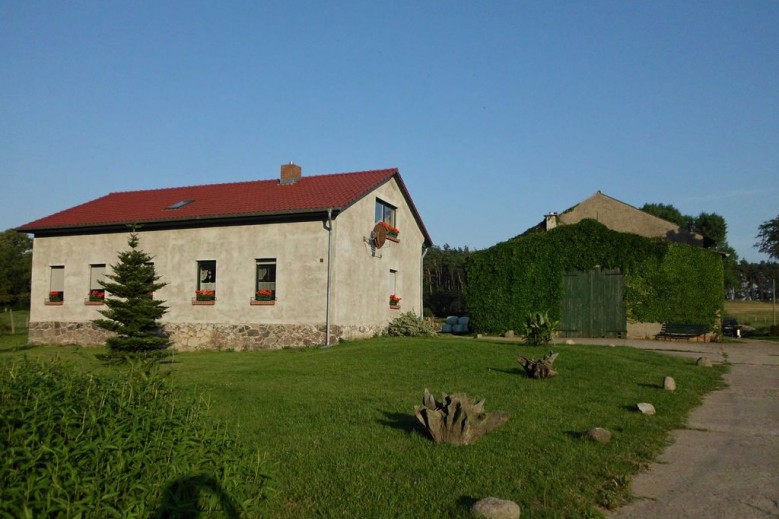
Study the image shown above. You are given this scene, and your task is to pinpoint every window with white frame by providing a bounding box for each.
[375,199,396,227]
[196,260,216,299]
[89,264,106,301]
[255,258,276,300]
[49,266,64,302]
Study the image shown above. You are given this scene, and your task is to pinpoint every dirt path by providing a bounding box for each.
[569,338,779,518]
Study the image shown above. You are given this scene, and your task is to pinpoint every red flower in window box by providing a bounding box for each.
[255,289,275,301]
[88,290,105,302]
[49,291,63,302]
[195,289,216,301]
[389,294,401,306]
[378,221,400,237]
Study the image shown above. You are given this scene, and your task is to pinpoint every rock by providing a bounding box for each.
[471,497,521,519]
[476,334,483,339]
[696,356,712,367]
[503,330,515,338]
[585,427,612,444]
[565,339,575,345]
[663,376,676,391]
[637,402,656,415]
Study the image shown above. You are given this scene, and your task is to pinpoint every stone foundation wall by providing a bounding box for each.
[28,321,387,351]
[626,321,663,340]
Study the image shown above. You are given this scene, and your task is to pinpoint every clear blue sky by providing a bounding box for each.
[2,1,777,262]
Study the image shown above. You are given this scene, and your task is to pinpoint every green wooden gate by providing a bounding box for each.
[561,268,626,338]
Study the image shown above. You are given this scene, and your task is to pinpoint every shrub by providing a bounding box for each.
[387,311,437,337]
[524,310,559,345]
[0,358,269,517]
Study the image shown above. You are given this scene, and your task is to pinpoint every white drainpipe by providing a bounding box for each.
[324,208,334,348]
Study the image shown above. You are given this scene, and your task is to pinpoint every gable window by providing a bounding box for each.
[88,264,106,302]
[48,266,64,303]
[254,258,276,302]
[196,260,216,301]
[375,199,396,227]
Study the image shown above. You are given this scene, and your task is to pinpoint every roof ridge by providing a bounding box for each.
[106,168,399,196]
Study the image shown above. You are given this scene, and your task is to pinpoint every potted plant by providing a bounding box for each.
[255,289,274,301]
[195,289,216,301]
[88,290,105,302]
[49,291,63,302]
[389,294,401,307]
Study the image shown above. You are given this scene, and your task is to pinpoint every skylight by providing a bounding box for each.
[165,199,194,210]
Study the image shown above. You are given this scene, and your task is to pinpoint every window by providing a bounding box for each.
[375,199,396,227]
[196,260,216,300]
[255,259,276,300]
[89,264,106,302]
[49,266,64,302]
[166,199,194,210]
[389,269,400,307]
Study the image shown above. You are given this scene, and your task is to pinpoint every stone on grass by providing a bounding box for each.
[696,357,712,367]
[663,376,676,391]
[565,339,575,345]
[637,402,656,415]
[503,330,515,338]
[585,427,612,444]
[471,497,520,519]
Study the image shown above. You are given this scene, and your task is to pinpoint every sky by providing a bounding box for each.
[2,1,777,262]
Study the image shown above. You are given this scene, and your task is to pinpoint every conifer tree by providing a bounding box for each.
[93,233,170,359]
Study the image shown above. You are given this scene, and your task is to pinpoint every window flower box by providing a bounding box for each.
[389,294,401,308]
[252,289,276,305]
[47,291,63,304]
[88,290,105,302]
[194,290,216,304]
[379,221,400,241]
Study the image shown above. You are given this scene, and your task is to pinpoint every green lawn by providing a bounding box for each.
[3,337,726,518]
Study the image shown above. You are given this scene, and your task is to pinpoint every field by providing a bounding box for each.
[723,300,778,331]
[2,337,727,518]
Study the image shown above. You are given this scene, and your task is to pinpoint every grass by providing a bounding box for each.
[724,300,778,328]
[5,336,727,518]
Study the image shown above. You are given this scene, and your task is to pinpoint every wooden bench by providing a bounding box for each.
[656,323,709,342]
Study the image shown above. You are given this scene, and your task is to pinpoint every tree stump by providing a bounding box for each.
[413,389,509,446]
[517,352,559,379]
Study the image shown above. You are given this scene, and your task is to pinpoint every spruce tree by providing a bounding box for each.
[93,233,170,360]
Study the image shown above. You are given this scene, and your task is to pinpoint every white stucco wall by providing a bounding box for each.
[28,177,426,345]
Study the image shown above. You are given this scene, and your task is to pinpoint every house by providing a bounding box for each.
[17,164,432,350]
[469,191,719,340]
[526,191,704,246]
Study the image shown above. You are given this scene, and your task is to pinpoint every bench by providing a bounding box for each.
[656,323,709,342]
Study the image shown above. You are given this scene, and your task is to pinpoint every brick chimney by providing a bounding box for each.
[280,162,302,185]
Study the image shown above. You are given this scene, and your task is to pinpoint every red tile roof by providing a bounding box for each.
[18,168,432,245]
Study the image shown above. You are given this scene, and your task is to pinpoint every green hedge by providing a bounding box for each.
[466,219,723,334]
[0,358,269,518]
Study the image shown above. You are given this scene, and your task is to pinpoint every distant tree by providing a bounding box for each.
[755,215,779,260]
[694,212,727,249]
[423,245,470,317]
[640,203,692,229]
[0,229,32,308]
[93,233,170,361]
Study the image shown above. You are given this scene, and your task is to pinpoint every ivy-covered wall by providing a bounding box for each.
[465,219,723,334]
